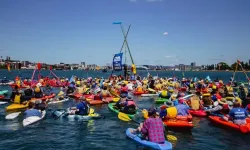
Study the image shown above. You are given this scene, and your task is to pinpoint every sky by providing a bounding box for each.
[0,0,250,66]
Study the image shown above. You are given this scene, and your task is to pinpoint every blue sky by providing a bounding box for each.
[0,0,250,66]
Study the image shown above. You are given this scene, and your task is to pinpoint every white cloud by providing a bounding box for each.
[163,32,168,36]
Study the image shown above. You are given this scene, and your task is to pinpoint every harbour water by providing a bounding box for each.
[0,70,250,150]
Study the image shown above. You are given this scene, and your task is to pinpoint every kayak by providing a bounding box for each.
[53,108,101,121]
[209,116,250,133]
[141,93,159,97]
[48,97,70,104]
[87,97,114,105]
[31,94,55,101]
[133,91,148,95]
[155,98,170,104]
[23,110,46,127]
[108,103,139,119]
[0,90,8,95]
[126,128,172,150]
[189,110,207,117]
[6,103,29,111]
[0,95,4,99]
[163,114,194,129]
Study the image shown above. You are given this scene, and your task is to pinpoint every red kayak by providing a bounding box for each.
[209,116,250,133]
[189,110,207,117]
[0,95,4,99]
[31,94,56,101]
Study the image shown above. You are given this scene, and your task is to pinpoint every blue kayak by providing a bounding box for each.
[126,128,172,150]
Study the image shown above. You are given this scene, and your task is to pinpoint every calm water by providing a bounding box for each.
[0,70,250,150]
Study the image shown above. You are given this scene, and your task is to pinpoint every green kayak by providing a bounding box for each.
[0,90,8,95]
[155,97,170,104]
[108,103,139,119]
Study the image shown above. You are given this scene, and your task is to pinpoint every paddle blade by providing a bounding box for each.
[142,109,149,119]
[167,135,177,141]
[118,112,131,122]
[89,108,94,114]
[148,88,155,92]
[5,112,21,120]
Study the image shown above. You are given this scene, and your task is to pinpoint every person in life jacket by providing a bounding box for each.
[115,93,127,110]
[175,98,190,116]
[22,86,34,101]
[189,95,202,110]
[120,82,128,96]
[94,88,103,100]
[136,84,143,93]
[159,105,178,120]
[67,82,75,95]
[189,81,196,91]
[228,102,248,125]
[101,86,110,97]
[34,84,44,98]
[11,85,19,101]
[43,84,53,96]
[122,95,137,114]
[13,90,23,104]
[159,87,170,99]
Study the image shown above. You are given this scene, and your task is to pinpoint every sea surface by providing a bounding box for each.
[0,70,250,150]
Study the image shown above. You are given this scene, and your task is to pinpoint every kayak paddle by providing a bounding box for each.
[6,112,21,120]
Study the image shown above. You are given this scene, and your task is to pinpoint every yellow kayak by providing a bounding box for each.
[6,103,29,111]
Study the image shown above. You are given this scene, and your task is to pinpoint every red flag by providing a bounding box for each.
[37,62,41,70]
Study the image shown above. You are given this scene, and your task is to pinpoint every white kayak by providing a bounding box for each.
[0,101,8,105]
[23,110,46,127]
[6,112,21,120]
[141,93,159,97]
[48,97,69,104]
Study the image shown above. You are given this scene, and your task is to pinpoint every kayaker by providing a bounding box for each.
[11,85,19,100]
[43,84,53,96]
[120,82,128,96]
[228,102,248,125]
[93,88,103,100]
[159,87,170,99]
[72,97,89,115]
[122,95,137,114]
[239,84,247,107]
[13,90,23,104]
[67,82,75,95]
[189,95,202,110]
[133,108,165,144]
[101,86,111,97]
[175,98,190,116]
[24,102,42,119]
[34,100,47,111]
[34,84,44,98]
[115,93,127,110]
[22,86,34,101]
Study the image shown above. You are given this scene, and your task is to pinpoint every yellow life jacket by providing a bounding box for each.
[161,90,168,97]
[166,107,177,119]
[17,80,21,88]
[76,81,81,85]
[190,96,200,110]
[102,90,108,97]
[137,87,143,92]
[212,85,217,90]
[14,94,21,104]
[34,87,41,93]
[190,84,194,88]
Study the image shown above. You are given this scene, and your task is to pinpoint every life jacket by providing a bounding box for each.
[190,96,200,110]
[94,94,102,100]
[102,90,109,97]
[161,90,168,97]
[137,87,143,92]
[76,81,81,86]
[34,87,41,93]
[166,107,177,119]
[190,84,194,88]
[127,100,136,106]
[121,86,128,92]
[14,94,21,104]
[212,85,217,90]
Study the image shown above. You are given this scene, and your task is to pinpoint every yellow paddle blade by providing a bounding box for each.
[167,135,177,141]
[142,109,149,119]
[112,97,120,102]
[89,108,94,114]
[118,112,131,122]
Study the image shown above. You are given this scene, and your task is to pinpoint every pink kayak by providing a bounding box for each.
[189,109,207,117]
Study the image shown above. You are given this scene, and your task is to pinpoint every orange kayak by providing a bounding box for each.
[209,116,250,133]
[31,94,55,101]
[163,114,194,129]
[189,110,207,117]
[133,91,148,95]
[87,97,113,105]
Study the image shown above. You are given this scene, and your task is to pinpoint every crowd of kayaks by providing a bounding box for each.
[1,75,250,150]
